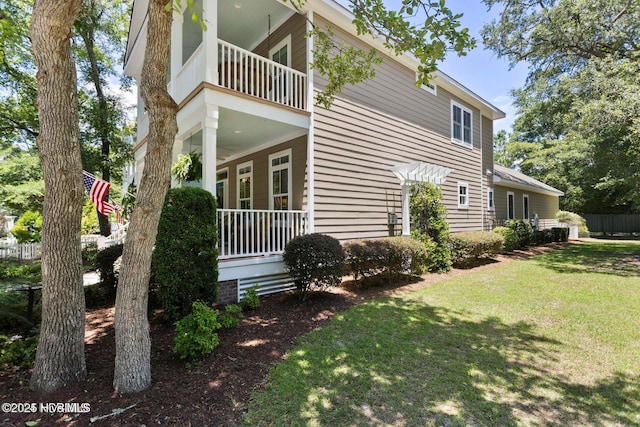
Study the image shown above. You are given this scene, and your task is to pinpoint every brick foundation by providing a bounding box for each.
[217,279,238,304]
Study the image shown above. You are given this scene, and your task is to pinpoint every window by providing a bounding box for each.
[416,72,437,95]
[237,161,253,209]
[488,187,495,211]
[458,182,469,209]
[523,194,530,220]
[216,169,228,209]
[451,101,472,147]
[269,35,291,67]
[269,149,292,210]
[507,191,515,220]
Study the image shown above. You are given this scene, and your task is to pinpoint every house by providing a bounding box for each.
[491,164,564,229]
[124,0,554,302]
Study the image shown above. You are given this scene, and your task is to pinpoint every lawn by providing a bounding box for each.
[244,240,640,426]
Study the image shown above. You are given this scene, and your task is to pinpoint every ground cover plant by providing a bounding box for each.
[244,241,640,426]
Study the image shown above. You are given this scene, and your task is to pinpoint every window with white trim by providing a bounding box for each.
[507,191,515,220]
[487,187,495,211]
[451,101,472,147]
[237,161,253,210]
[416,72,437,95]
[458,182,469,209]
[216,168,228,209]
[269,149,292,210]
[269,35,291,67]
[523,194,530,220]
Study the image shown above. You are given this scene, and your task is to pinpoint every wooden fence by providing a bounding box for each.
[582,214,640,234]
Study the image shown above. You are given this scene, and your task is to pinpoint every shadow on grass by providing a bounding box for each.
[534,240,640,277]
[245,297,640,426]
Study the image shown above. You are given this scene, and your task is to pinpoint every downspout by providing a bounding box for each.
[306,10,315,234]
[480,114,485,231]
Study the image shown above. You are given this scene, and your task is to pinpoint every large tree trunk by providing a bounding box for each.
[29,0,86,392]
[113,0,178,393]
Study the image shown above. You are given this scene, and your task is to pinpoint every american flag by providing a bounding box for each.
[83,172,114,216]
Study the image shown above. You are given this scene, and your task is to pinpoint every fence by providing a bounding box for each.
[0,242,42,260]
[582,214,640,234]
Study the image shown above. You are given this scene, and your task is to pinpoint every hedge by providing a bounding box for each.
[449,231,504,266]
[492,227,519,253]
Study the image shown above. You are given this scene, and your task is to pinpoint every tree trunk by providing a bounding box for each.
[29,0,86,392]
[113,0,177,393]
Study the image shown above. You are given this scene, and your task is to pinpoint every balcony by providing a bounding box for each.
[172,39,307,111]
[217,209,309,260]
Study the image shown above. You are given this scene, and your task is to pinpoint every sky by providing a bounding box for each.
[435,0,530,133]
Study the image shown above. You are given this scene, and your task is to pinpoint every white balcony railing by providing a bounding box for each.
[218,40,307,110]
[174,43,205,103]
[217,209,309,259]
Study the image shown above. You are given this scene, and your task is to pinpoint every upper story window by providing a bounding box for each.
[416,72,437,95]
[269,149,292,210]
[451,101,472,147]
[237,161,253,210]
[458,182,469,209]
[269,35,291,67]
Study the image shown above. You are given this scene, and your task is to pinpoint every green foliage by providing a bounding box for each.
[173,301,221,361]
[283,233,344,301]
[449,231,504,266]
[10,210,42,243]
[81,242,98,270]
[0,334,38,370]
[121,180,137,219]
[171,151,202,183]
[219,304,244,330]
[493,226,518,253]
[81,198,100,234]
[0,148,43,216]
[504,219,534,249]
[343,237,428,284]
[409,182,451,272]
[0,261,41,282]
[152,187,218,322]
[241,285,260,311]
[95,244,123,300]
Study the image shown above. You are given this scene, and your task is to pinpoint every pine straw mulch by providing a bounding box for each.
[0,243,566,427]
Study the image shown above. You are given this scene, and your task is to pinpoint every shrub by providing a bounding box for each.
[283,233,344,301]
[152,187,218,322]
[11,211,42,243]
[409,182,451,272]
[173,301,220,361]
[551,227,569,242]
[556,210,589,238]
[0,334,38,370]
[343,237,428,283]
[504,219,534,248]
[493,226,518,253]
[82,242,98,270]
[219,303,244,330]
[95,243,123,300]
[241,286,260,311]
[449,231,504,266]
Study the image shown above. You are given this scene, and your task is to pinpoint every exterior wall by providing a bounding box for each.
[216,136,307,210]
[494,185,560,223]
[312,15,486,239]
[252,14,307,74]
[482,116,496,229]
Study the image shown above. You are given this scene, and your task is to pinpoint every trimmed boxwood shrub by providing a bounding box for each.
[95,243,123,300]
[493,226,518,253]
[283,233,344,301]
[449,231,504,266]
[152,187,218,322]
[504,219,534,248]
[343,237,428,283]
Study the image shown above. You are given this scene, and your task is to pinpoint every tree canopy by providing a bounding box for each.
[482,0,640,213]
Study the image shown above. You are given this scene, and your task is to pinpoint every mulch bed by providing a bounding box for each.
[0,244,564,427]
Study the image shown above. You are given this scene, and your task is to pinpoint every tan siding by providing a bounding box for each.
[252,14,307,73]
[482,115,495,228]
[217,136,307,210]
[494,185,560,222]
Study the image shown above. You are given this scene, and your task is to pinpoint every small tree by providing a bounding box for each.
[11,210,43,243]
[152,187,218,323]
[283,233,344,301]
[409,182,451,272]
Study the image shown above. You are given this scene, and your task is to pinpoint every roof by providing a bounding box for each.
[493,164,564,197]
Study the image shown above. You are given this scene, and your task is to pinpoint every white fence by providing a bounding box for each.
[0,243,42,260]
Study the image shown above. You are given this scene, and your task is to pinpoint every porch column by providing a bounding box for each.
[202,105,218,195]
[202,0,218,84]
[401,183,411,236]
[169,8,183,99]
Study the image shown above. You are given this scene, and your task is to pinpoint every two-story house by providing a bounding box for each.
[124,0,560,303]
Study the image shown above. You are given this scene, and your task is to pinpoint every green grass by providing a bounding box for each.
[244,241,640,426]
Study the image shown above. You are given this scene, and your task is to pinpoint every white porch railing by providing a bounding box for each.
[174,43,205,103]
[218,40,307,110]
[217,209,309,259]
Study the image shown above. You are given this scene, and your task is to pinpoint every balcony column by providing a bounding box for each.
[170,8,183,99]
[202,0,218,84]
[201,104,218,195]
